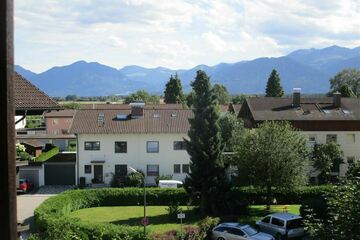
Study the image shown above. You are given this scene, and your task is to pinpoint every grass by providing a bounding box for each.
[35,146,59,162]
[69,204,300,234]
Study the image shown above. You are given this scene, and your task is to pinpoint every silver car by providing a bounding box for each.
[256,213,305,240]
[212,223,275,240]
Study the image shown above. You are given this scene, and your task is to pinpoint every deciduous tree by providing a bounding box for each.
[330,68,360,97]
[235,121,309,209]
[213,83,230,104]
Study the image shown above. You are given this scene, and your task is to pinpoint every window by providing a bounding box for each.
[346,133,356,144]
[182,164,190,174]
[227,228,245,236]
[52,118,58,125]
[115,141,127,153]
[262,216,271,223]
[174,164,181,174]
[147,164,159,176]
[147,141,159,153]
[115,164,128,176]
[84,141,100,150]
[308,135,316,143]
[326,134,337,143]
[173,141,186,150]
[271,217,284,227]
[84,165,91,174]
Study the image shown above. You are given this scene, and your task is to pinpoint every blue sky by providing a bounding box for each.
[15,0,360,73]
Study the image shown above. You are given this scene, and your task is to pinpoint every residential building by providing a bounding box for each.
[44,109,75,135]
[70,103,193,185]
[238,90,360,178]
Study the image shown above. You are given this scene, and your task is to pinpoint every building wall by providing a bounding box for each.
[46,117,73,135]
[302,131,360,177]
[15,116,26,129]
[77,133,190,185]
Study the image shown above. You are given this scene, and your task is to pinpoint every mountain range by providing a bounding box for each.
[15,45,360,96]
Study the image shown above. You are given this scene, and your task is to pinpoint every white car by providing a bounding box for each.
[212,223,275,240]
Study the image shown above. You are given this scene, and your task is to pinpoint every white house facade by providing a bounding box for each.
[77,133,190,185]
[70,103,193,185]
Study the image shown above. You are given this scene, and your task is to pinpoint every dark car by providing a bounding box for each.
[17,179,33,193]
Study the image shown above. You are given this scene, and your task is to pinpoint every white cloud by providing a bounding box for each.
[14,0,360,72]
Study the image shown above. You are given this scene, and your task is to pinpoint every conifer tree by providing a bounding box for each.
[184,70,228,214]
[265,69,284,97]
[164,73,184,104]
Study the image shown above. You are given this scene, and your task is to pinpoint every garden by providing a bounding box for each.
[32,186,331,240]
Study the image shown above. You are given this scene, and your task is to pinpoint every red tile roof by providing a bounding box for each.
[44,109,75,118]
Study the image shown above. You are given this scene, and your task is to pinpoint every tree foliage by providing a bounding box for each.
[330,68,360,97]
[124,90,160,104]
[164,73,184,104]
[312,142,343,184]
[232,94,247,104]
[346,160,360,182]
[304,178,360,240]
[213,83,230,104]
[184,70,228,215]
[235,121,309,207]
[265,69,284,97]
[218,112,243,152]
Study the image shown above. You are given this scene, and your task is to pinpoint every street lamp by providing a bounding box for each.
[127,166,147,236]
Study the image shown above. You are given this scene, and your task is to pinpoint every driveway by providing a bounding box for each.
[17,186,74,239]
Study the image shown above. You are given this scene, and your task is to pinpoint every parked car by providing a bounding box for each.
[17,179,33,193]
[212,222,275,240]
[256,213,304,240]
[158,180,183,188]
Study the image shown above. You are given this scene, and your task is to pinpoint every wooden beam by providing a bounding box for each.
[0,0,16,239]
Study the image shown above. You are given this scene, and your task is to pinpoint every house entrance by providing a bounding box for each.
[93,165,103,183]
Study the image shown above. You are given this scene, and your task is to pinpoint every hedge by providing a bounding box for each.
[34,188,187,240]
[34,186,335,239]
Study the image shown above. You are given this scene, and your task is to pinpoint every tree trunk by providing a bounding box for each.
[266,185,272,212]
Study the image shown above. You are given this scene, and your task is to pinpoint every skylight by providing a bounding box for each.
[171,113,177,117]
[343,109,351,114]
[116,114,128,120]
[153,113,160,118]
[323,110,331,114]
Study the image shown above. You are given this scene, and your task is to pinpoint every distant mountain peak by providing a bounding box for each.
[15,45,360,96]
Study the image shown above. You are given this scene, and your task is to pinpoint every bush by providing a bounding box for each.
[125,172,143,187]
[166,202,183,220]
[231,185,335,204]
[155,174,173,186]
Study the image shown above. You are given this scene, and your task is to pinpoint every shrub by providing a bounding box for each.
[125,172,143,187]
[166,202,183,220]
[155,174,173,186]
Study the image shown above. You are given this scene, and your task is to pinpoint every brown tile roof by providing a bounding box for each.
[70,108,193,134]
[44,109,75,118]
[79,103,184,110]
[21,139,44,148]
[219,105,230,112]
[243,97,360,121]
[14,72,61,112]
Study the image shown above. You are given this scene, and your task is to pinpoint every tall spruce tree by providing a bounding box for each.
[164,73,184,104]
[184,70,228,215]
[265,69,284,97]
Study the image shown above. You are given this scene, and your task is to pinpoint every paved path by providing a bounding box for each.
[17,194,53,239]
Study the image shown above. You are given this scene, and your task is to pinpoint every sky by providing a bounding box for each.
[15,0,360,73]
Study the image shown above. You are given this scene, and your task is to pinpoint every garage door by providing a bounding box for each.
[44,164,75,185]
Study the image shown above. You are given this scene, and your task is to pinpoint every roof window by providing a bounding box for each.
[171,113,177,117]
[153,113,160,118]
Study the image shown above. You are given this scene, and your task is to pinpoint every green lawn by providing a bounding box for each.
[70,205,300,234]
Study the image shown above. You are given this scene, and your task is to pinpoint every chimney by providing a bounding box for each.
[333,91,341,108]
[130,101,145,118]
[293,88,301,107]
